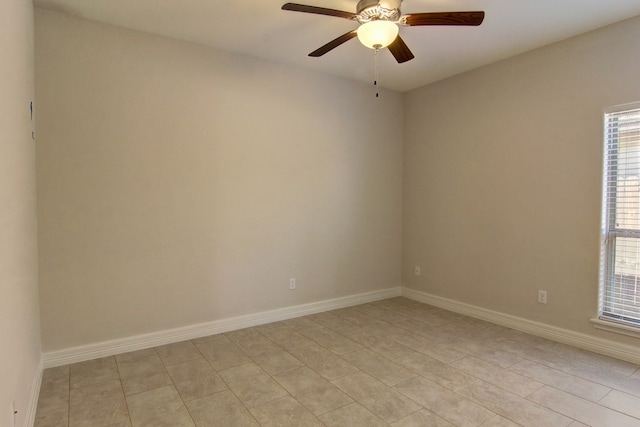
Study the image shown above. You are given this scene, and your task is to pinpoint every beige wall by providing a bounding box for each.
[0,0,42,424]
[35,6,640,355]
[35,9,403,352]
[403,16,640,347]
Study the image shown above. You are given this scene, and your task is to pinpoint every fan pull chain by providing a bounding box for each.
[374,47,380,98]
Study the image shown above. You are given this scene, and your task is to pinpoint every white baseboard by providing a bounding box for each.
[25,363,42,427]
[41,284,640,369]
[42,286,402,368]
[402,287,640,365]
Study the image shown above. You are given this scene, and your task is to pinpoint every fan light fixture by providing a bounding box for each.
[356,20,399,49]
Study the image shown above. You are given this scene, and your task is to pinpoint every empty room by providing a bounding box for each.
[3,0,640,426]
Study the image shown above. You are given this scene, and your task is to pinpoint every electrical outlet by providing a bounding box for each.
[414,266,421,276]
[538,290,547,304]
[289,278,296,290]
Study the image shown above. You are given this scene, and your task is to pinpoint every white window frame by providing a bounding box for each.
[594,102,640,337]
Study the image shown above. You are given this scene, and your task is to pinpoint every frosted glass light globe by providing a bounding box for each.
[357,20,399,49]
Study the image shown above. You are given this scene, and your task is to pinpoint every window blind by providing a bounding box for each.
[602,104,640,326]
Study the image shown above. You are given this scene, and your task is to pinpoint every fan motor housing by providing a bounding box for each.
[356,0,401,22]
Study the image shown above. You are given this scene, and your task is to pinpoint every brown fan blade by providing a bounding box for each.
[282,3,356,20]
[404,11,485,26]
[309,31,358,57]
[388,35,414,63]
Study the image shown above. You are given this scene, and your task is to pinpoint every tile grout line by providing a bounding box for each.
[113,354,135,427]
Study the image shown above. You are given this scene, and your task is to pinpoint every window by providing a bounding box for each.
[600,103,640,329]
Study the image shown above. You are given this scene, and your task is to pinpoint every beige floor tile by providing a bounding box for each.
[375,305,428,320]
[348,319,398,345]
[494,340,575,372]
[328,321,383,344]
[286,342,359,380]
[256,320,287,330]
[257,325,316,353]
[392,331,467,363]
[219,363,288,408]
[319,402,388,427]
[378,319,419,334]
[395,376,496,427]
[391,409,455,426]
[509,360,611,402]
[225,327,277,356]
[191,333,226,346]
[193,335,252,371]
[281,316,325,331]
[502,331,556,350]
[249,395,324,426]
[332,372,421,423]
[479,415,521,426]
[70,356,120,388]
[42,365,70,382]
[250,346,305,375]
[34,408,69,427]
[295,382,354,416]
[446,335,496,355]
[470,347,523,369]
[298,326,364,355]
[436,321,488,340]
[273,366,329,394]
[356,334,421,361]
[126,385,194,427]
[481,323,518,339]
[569,363,640,398]
[328,306,372,321]
[35,298,640,427]
[354,317,408,337]
[155,340,202,366]
[341,348,417,386]
[449,319,501,336]
[465,332,511,350]
[117,353,172,396]
[599,389,640,419]
[166,358,227,401]
[185,390,259,426]
[366,316,415,336]
[378,319,428,342]
[396,352,478,392]
[69,379,130,427]
[36,366,70,419]
[273,366,354,415]
[458,381,573,427]
[115,348,158,363]
[353,303,413,324]
[410,309,463,328]
[451,356,544,397]
[368,296,406,308]
[304,312,348,329]
[550,342,639,376]
[528,386,640,427]
[418,341,469,364]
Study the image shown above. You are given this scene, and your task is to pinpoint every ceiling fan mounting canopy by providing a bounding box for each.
[281,1,485,63]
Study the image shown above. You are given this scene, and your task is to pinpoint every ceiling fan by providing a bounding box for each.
[282,0,485,63]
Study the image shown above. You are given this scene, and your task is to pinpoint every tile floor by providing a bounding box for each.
[34,297,640,426]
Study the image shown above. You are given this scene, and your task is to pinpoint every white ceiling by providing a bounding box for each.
[34,0,640,92]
